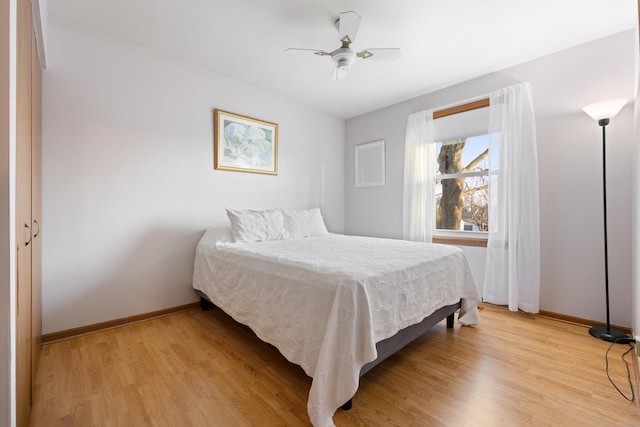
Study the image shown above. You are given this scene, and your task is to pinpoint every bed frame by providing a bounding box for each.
[195,289,460,410]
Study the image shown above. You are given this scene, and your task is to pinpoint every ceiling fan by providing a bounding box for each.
[285,11,401,81]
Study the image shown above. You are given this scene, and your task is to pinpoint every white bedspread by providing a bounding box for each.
[192,230,480,427]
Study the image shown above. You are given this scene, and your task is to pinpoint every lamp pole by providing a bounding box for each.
[585,114,628,343]
[599,118,611,335]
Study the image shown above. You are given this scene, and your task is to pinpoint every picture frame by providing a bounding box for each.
[355,140,385,187]
[214,109,278,175]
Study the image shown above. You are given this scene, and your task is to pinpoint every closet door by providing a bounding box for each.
[15,0,33,424]
[31,24,42,396]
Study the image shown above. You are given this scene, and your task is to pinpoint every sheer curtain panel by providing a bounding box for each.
[403,110,436,242]
[483,82,540,313]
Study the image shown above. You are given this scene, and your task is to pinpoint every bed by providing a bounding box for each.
[192,208,481,427]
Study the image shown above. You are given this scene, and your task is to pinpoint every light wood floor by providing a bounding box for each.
[30,304,640,426]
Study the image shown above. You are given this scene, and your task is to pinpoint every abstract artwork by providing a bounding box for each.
[214,109,278,175]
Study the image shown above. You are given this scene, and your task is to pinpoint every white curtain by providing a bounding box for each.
[402,110,436,242]
[483,82,540,313]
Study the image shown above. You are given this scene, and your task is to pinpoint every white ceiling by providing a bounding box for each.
[48,0,637,119]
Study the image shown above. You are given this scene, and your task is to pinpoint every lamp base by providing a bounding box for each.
[588,325,630,343]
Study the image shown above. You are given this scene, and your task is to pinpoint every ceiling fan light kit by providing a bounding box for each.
[332,47,355,77]
[286,11,401,81]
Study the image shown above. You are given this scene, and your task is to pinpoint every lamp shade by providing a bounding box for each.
[582,98,628,121]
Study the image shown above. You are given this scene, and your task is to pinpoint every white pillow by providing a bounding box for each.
[282,208,328,239]
[225,208,284,243]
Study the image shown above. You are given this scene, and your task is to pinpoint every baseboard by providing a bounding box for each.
[537,309,632,335]
[41,302,199,344]
[42,301,632,347]
[481,303,632,334]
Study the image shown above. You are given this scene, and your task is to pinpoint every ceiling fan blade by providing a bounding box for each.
[285,48,331,56]
[356,48,401,61]
[338,11,361,44]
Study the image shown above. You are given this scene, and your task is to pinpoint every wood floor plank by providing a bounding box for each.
[30,304,640,426]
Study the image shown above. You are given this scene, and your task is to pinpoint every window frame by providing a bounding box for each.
[432,98,490,247]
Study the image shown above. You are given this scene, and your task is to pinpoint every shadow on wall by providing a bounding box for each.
[43,225,207,334]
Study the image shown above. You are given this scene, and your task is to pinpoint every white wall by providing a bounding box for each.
[41,19,345,334]
[346,31,636,327]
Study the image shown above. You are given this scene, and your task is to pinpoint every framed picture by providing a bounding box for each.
[214,109,278,175]
[355,140,385,187]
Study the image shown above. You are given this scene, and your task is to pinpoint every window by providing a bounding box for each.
[435,134,489,233]
[432,100,490,240]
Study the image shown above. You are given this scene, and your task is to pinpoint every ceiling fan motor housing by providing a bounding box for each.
[332,47,355,70]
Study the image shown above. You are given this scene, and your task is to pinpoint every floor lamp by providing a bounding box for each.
[582,98,628,343]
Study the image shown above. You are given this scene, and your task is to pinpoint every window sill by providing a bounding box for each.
[432,235,488,248]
